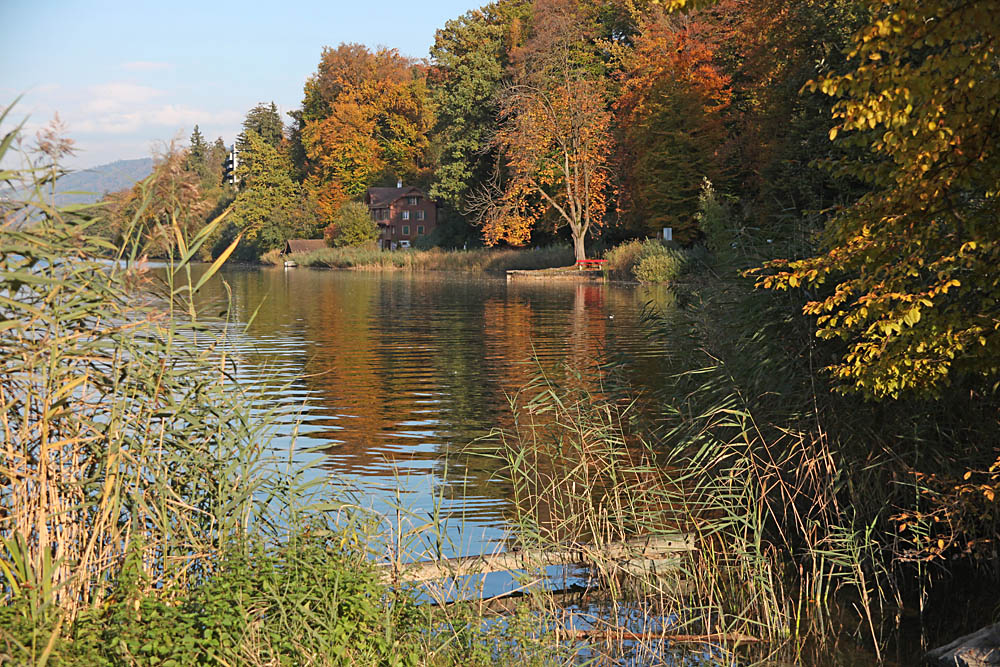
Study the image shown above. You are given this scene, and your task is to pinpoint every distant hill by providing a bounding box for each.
[53,158,154,205]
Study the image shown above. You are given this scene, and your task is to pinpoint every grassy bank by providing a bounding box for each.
[262,244,575,273]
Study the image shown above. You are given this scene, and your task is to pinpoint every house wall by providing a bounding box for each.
[374,191,437,248]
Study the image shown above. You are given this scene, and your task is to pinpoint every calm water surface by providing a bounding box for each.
[199,268,674,559]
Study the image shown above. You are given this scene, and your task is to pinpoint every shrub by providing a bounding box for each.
[260,247,283,264]
[605,239,691,282]
[324,201,378,247]
[633,248,687,283]
[603,239,646,278]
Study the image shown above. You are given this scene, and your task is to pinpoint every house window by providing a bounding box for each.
[417,225,425,236]
[402,225,410,236]
[402,210,410,221]
[416,210,425,221]
[408,196,419,205]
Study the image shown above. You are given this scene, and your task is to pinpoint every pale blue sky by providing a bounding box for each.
[2,0,479,168]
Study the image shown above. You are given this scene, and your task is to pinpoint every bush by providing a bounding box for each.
[605,239,691,283]
[633,251,677,283]
[324,201,378,247]
[259,247,283,265]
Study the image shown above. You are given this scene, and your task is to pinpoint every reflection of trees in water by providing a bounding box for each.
[192,269,677,521]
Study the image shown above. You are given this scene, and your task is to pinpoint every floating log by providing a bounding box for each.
[381,533,694,584]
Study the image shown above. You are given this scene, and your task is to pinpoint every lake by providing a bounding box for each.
[197,267,676,563]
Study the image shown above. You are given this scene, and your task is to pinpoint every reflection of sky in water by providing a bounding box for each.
[191,268,676,580]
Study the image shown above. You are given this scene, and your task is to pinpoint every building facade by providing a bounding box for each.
[365,183,437,250]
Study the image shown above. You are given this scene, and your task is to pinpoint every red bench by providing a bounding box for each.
[576,259,607,270]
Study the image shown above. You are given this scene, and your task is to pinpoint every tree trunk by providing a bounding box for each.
[572,230,586,261]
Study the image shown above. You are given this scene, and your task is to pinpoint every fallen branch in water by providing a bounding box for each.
[381,533,694,583]
[561,629,763,644]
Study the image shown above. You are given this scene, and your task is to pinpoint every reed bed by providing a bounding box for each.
[281,244,575,273]
[0,111,428,665]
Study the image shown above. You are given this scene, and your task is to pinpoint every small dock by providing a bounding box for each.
[507,269,607,282]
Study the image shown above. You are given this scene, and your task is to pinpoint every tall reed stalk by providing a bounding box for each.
[0,106,269,625]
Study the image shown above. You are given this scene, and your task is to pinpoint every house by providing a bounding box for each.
[365,182,437,250]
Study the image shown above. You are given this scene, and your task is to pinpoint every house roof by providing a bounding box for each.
[283,239,327,254]
[366,186,424,209]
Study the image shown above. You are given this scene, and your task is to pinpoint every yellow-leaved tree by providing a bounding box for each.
[753,0,1000,399]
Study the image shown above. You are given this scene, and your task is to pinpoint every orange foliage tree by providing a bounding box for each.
[615,11,730,242]
[472,0,612,261]
[298,44,434,220]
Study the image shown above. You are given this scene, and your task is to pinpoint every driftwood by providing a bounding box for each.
[381,533,694,584]
[926,623,1000,667]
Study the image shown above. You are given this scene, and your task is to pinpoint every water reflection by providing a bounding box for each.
[195,268,674,554]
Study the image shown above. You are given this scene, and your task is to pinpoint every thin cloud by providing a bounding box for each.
[83,83,163,114]
[75,105,241,135]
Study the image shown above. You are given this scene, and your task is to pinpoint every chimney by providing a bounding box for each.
[397,179,402,188]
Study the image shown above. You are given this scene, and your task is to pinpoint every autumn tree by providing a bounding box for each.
[297,44,434,219]
[615,11,731,242]
[754,0,1000,398]
[474,0,612,261]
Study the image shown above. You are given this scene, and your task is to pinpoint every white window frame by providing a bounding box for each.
[402,225,410,236]
[416,210,425,221]
[402,210,410,221]
[417,225,425,236]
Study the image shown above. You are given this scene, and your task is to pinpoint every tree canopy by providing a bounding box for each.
[754,0,1000,398]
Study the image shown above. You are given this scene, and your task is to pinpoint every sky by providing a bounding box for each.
[1,0,479,169]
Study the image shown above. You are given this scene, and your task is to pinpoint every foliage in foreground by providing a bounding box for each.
[0,106,571,667]
[753,0,1000,399]
[1,540,419,667]
[0,114,420,666]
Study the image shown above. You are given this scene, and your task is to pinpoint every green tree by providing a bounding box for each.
[428,1,528,211]
[323,201,378,247]
[185,124,211,183]
[238,102,284,150]
[229,130,316,254]
[755,0,1000,398]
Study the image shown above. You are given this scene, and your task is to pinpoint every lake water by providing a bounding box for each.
[198,267,674,564]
